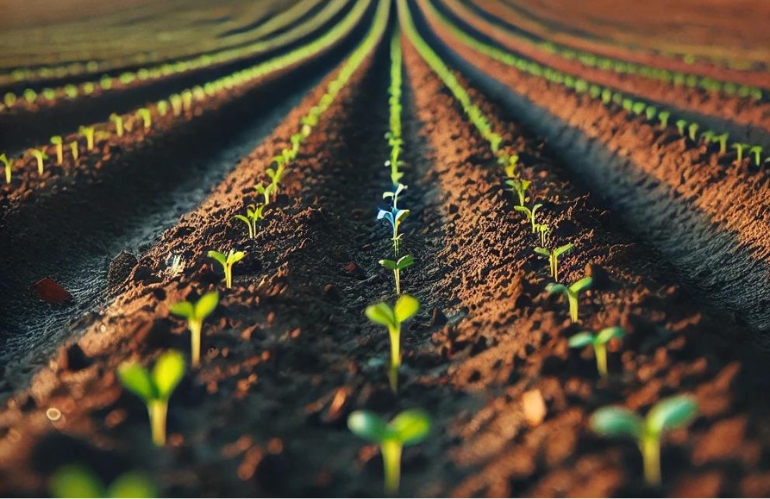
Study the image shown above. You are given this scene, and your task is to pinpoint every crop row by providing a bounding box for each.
[0,0,374,192]
[0,0,321,87]
[400,0,699,487]
[423,0,768,167]
[0,0,354,114]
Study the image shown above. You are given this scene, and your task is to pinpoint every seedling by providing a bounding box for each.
[254,183,276,205]
[383,183,407,210]
[79,126,95,151]
[750,146,763,167]
[687,123,700,141]
[136,108,152,130]
[502,154,519,179]
[535,243,573,282]
[378,206,410,256]
[23,89,37,104]
[365,294,419,392]
[70,142,79,161]
[169,291,219,367]
[645,106,657,121]
[675,119,687,135]
[535,223,550,246]
[506,178,531,207]
[379,254,414,295]
[170,95,183,116]
[514,203,542,233]
[117,350,186,446]
[50,136,63,165]
[732,143,750,163]
[157,101,169,117]
[49,464,156,498]
[568,326,625,377]
[110,113,124,137]
[348,409,431,495]
[208,249,245,289]
[265,166,283,198]
[31,148,48,174]
[232,203,265,239]
[546,276,593,323]
[591,395,698,486]
[1,153,11,183]
[712,133,729,154]
[658,111,671,129]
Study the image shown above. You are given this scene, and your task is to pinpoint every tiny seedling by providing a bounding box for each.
[506,178,531,207]
[170,94,183,116]
[546,276,593,323]
[70,141,79,161]
[379,254,414,295]
[79,126,95,151]
[591,395,698,486]
[645,106,657,121]
[658,111,671,129]
[208,249,246,289]
[157,100,169,117]
[169,291,219,367]
[136,108,152,130]
[675,119,687,136]
[348,409,431,496]
[49,464,156,498]
[534,243,573,282]
[232,203,265,239]
[110,113,124,137]
[568,326,625,377]
[687,123,700,141]
[712,133,729,154]
[514,203,543,233]
[365,295,420,392]
[50,136,63,165]
[750,146,763,167]
[117,350,186,446]
[732,143,750,163]
[254,182,276,206]
[31,148,48,174]
[378,206,410,256]
[1,153,11,184]
[535,223,550,246]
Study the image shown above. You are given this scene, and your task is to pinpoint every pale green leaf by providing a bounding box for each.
[228,250,246,264]
[107,472,157,498]
[645,395,698,436]
[117,363,157,401]
[595,326,625,345]
[394,295,419,323]
[533,247,550,256]
[366,303,396,329]
[568,332,595,348]
[554,243,574,257]
[569,276,593,294]
[48,464,104,498]
[388,409,431,446]
[168,301,194,319]
[194,291,219,320]
[379,259,397,270]
[151,350,185,400]
[207,250,227,267]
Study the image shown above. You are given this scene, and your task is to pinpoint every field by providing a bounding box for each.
[1,0,770,496]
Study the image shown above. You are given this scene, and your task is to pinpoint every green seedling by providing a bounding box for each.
[49,464,156,498]
[136,108,152,130]
[700,130,715,143]
[732,143,750,163]
[658,111,671,129]
[255,182,276,206]
[157,101,169,117]
[181,91,193,111]
[631,102,646,115]
[208,249,245,289]
[169,291,219,367]
[506,177,531,207]
[64,84,78,98]
[265,166,283,197]
[24,88,37,104]
[43,88,55,101]
[591,395,698,486]
[50,136,63,165]
[535,243,573,282]
[675,119,687,135]
[83,82,95,95]
[70,141,79,161]
[79,126,95,151]
[4,92,16,107]
[712,133,729,154]
[110,113,124,137]
[232,203,265,240]
[514,203,543,233]
[502,154,519,179]
[379,254,414,295]
[1,153,11,184]
[750,146,763,166]
[568,326,625,377]
[546,276,593,323]
[170,95,183,116]
[31,148,48,174]
[687,123,700,141]
[365,295,420,392]
[117,350,186,446]
[645,106,657,121]
[100,75,113,90]
[535,223,550,246]
[348,409,431,496]
[378,206,410,256]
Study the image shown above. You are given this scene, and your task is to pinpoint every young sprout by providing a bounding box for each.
[170,95,183,116]
[49,464,156,498]
[591,395,698,486]
[732,143,750,163]
[181,91,193,112]
[254,183,276,206]
[750,146,763,167]
[136,108,152,130]
[50,136,63,165]
[70,141,79,161]
[379,254,414,295]
[645,106,657,121]
[79,126,95,151]
[232,204,265,240]
[700,130,715,144]
[568,326,625,377]
[687,123,700,141]
[675,119,687,135]
[514,203,543,233]
[110,113,124,137]
[535,223,550,246]
[712,133,729,154]
[1,153,11,184]
[365,295,420,392]
[535,243,573,282]
[23,89,38,104]
[546,276,593,323]
[382,183,407,210]
[157,101,169,117]
[506,178,531,207]
[31,148,48,174]
[658,111,671,129]
[117,350,186,446]
[631,102,646,115]
[169,291,219,367]
[208,249,245,289]
[265,166,282,198]
[378,206,410,256]
[348,409,431,496]
[502,154,519,179]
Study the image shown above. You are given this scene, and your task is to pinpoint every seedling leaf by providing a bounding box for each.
[567,332,595,348]
[590,406,643,439]
[49,464,103,498]
[394,294,419,323]
[152,350,185,400]
[117,363,156,401]
[348,410,388,443]
[646,395,698,435]
[569,276,593,293]
[389,408,431,445]
[168,301,194,319]
[366,303,396,329]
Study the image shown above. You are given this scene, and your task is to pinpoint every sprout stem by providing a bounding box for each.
[225,264,233,289]
[149,400,168,446]
[381,440,402,496]
[388,325,401,392]
[190,319,202,368]
[641,434,661,486]
[394,268,401,295]
[567,293,579,323]
[595,343,608,377]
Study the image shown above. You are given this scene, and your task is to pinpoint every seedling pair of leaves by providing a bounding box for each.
[380,255,414,295]
[514,203,542,234]
[546,275,593,323]
[569,326,625,377]
[506,177,531,207]
[348,409,431,495]
[535,243,573,282]
[30,148,48,174]
[169,291,219,367]
[365,295,420,392]
[117,350,186,446]
[232,204,265,240]
[49,465,156,498]
[0,153,11,183]
[208,249,245,289]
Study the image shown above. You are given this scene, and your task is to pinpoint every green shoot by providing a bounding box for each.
[208,249,245,289]
[50,136,63,165]
[631,102,646,115]
[157,101,169,117]
[70,141,79,162]
[181,91,193,112]
[31,148,48,174]
[170,95,183,116]
[117,350,186,446]
[535,223,550,246]
[348,409,431,495]
[568,326,625,377]
[365,295,420,392]
[700,130,715,143]
[712,133,729,154]
[379,254,414,295]
[255,183,276,206]
[79,126,95,151]
[110,113,124,137]
[502,154,519,179]
[514,203,543,233]
[645,106,657,121]
[732,143,750,163]
[136,108,152,130]
[49,464,156,498]
[658,111,671,129]
[232,204,265,239]
[750,146,763,167]
[591,395,698,486]
[4,92,16,107]
[169,291,219,368]
[534,243,573,282]
[687,123,700,141]
[506,178,531,207]
[546,276,593,323]
[1,153,11,184]
[675,119,687,136]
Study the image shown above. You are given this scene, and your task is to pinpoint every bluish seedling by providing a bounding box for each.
[569,326,625,377]
[378,206,410,256]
